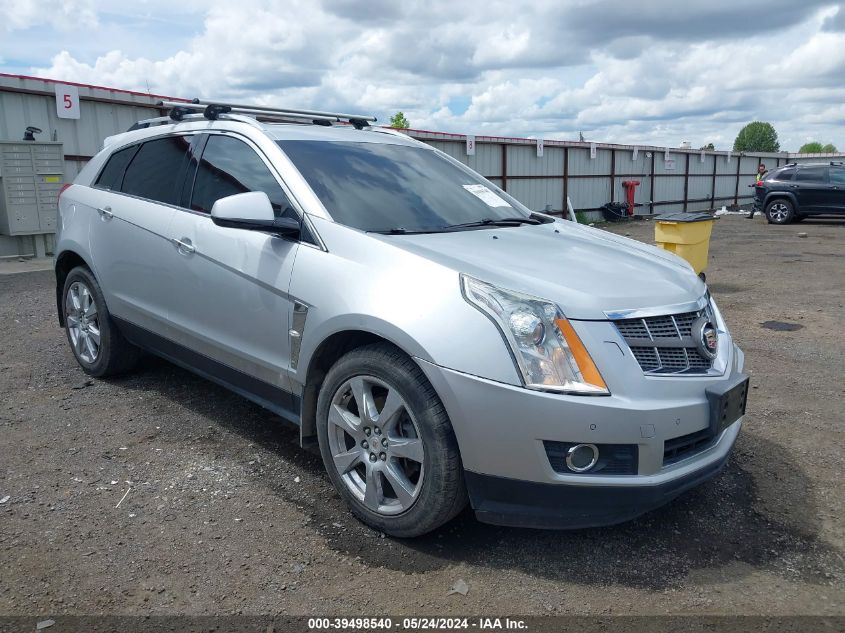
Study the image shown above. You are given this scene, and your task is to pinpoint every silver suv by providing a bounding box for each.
[55,101,748,537]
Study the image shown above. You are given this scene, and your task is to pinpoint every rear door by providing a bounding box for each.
[88,135,193,334]
[758,167,794,208]
[791,166,830,211]
[165,132,301,416]
[828,167,845,212]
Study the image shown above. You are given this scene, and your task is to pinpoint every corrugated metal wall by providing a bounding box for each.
[1,74,842,257]
[410,130,816,219]
[0,74,173,257]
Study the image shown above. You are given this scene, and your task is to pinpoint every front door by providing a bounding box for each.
[166,133,301,418]
[827,166,845,212]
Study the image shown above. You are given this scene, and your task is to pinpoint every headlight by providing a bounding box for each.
[461,275,609,395]
[708,294,729,337]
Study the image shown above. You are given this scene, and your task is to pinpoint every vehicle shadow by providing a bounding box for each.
[791,217,845,226]
[116,356,843,591]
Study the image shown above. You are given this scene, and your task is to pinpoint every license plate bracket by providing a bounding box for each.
[705,374,749,436]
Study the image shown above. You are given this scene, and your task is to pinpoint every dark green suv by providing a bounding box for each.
[753,161,845,224]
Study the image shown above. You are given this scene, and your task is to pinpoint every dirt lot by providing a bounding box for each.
[1,215,843,617]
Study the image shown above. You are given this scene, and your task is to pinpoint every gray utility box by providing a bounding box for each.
[0,141,65,236]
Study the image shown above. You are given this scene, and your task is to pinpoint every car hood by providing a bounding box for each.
[379,220,705,320]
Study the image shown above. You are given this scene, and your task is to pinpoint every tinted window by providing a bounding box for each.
[830,167,845,185]
[191,135,295,219]
[278,141,528,232]
[794,167,828,183]
[122,136,191,204]
[767,168,795,181]
[95,145,137,190]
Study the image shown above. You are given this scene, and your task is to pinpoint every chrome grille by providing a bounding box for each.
[614,307,715,375]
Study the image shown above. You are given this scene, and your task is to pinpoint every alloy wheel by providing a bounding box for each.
[65,281,101,364]
[327,375,425,515]
[768,202,790,222]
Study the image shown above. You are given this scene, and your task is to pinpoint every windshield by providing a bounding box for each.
[277,140,531,232]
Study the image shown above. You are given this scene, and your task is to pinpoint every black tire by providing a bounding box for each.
[316,343,467,537]
[62,266,139,377]
[765,198,795,224]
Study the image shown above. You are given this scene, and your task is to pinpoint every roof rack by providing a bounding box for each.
[157,99,377,129]
[127,112,206,131]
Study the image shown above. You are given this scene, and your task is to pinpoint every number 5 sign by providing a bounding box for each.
[55,84,80,119]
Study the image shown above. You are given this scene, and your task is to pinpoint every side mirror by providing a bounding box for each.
[210,191,300,237]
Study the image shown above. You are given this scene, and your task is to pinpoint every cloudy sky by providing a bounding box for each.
[2,0,844,150]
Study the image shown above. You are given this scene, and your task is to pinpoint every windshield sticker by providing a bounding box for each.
[462,184,512,208]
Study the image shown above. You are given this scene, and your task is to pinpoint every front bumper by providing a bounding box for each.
[416,341,745,529]
[464,447,732,529]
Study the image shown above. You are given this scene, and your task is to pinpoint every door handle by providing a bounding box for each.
[789,184,800,188]
[97,206,114,219]
[173,238,195,254]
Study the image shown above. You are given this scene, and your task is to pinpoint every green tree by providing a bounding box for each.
[389,112,410,129]
[799,141,838,153]
[700,143,715,150]
[733,121,780,152]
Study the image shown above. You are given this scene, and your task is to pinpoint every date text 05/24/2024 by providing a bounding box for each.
[307,617,528,630]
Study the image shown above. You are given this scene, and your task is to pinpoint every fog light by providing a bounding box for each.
[565,443,599,472]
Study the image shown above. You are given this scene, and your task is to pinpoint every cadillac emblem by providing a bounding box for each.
[693,316,718,360]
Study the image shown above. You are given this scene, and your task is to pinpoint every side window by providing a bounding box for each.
[95,145,137,191]
[121,136,191,205]
[830,167,845,185]
[794,167,828,183]
[768,168,795,181]
[190,135,296,219]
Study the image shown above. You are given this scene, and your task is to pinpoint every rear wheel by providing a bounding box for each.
[316,343,467,537]
[62,266,139,377]
[765,199,794,224]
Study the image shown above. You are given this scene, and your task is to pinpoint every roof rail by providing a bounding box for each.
[157,99,377,129]
[126,112,209,131]
[370,127,408,139]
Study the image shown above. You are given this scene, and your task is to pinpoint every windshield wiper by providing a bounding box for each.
[442,215,543,230]
[369,213,549,235]
[368,227,448,235]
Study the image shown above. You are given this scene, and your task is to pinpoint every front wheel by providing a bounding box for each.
[765,199,794,224]
[316,343,467,537]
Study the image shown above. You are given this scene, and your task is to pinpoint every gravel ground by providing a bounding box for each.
[0,214,843,617]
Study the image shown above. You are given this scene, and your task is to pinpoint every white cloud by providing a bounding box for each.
[4,0,845,151]
[1,0,97,31]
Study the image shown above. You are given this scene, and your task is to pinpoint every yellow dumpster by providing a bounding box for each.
[654,212,716,275]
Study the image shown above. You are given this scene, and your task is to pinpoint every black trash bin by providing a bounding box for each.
[601,202,629,222]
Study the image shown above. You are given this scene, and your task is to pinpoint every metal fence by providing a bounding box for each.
[1,72,844,257]
[408,129,841,219]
